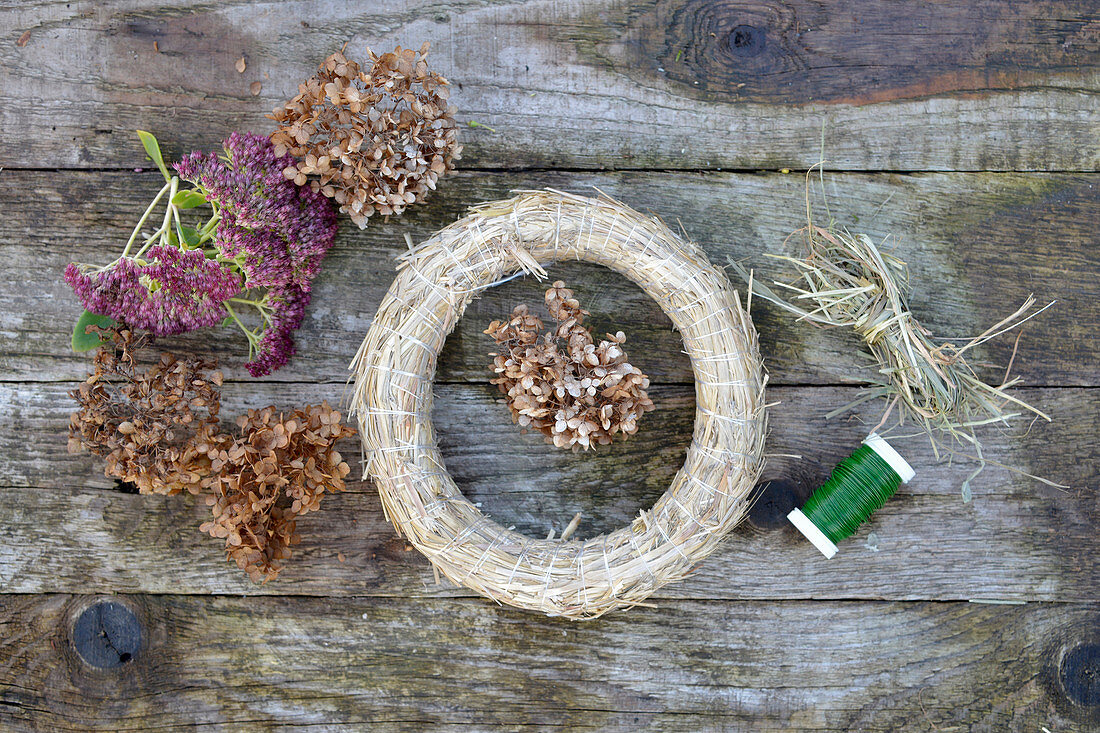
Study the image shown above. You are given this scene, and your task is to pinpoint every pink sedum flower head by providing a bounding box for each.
[65,246,241,337]
[175,132,338,292]
[244,284,311,377]
[65,129,342,379]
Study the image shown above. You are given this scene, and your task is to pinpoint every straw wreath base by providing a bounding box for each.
[351,190,767,619]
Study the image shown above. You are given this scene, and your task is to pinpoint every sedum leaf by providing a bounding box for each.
[175,223,201,248]
[136,129,171,182]
[72,310,118,352]
[171,189,208,209]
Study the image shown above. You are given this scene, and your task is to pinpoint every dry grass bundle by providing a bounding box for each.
[728,179,1058,491]
[351,190,767,619]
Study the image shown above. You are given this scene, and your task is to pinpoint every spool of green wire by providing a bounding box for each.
[787,433,915,558]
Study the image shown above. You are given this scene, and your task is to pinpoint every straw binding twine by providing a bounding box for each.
[350,190,767,619]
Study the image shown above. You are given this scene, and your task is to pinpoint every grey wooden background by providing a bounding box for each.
[0,1,1098,730]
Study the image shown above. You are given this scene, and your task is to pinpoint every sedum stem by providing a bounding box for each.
[121,180,173,259]
[223,301,261,358]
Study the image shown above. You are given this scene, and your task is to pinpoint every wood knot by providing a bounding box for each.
[1060,643,1100,708]
[71,600,142,668]
[727,25,766,57]
[656,0,802,100]
[748,477,813,530]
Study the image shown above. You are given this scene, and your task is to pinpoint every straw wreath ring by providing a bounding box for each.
[351,190,767,619]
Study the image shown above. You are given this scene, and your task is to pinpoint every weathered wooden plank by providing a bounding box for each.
[0,594,1094,731]
[2,169,1097,385]
[1,382,1094,601]
[6,381,1092,500]
[2,482,1095,603]
[2,2,1099,173]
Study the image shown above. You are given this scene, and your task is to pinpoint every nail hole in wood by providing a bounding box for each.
[72,600,141,669]
[1061,642,1100,708]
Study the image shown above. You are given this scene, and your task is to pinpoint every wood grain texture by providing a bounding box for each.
[2,169,1097,385]
[1,1,1098,171]
[0,594,1095,731]
[2,3,1098,727]
[1,381,1094,602]
[608,0,1100,105]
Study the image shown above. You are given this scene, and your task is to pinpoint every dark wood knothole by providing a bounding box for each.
[748,478,813,530]
[1060,643,1100,708]
[727,25,766,57]
[71,600,142,669]
[644,0,801,101]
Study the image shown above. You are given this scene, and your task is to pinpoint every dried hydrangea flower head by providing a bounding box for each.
[269,42,461,227]
[68,329,356,583]
[200,402,355,582]
[486,281,655,450]
[67,327,227,496]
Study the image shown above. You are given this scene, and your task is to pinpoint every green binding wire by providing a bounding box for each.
[801,445,900,543]
[787,434,915,558]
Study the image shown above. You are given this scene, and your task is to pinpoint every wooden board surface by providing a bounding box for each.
[3,169,1097,386]
[1,594,1096,731]
[2,0,1098,730]
[0,382,1094,603]
[2,1,1099,171]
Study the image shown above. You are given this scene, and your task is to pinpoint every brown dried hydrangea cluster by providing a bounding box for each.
[200,404,354,583]
[68,327,224,496]
[69,329,354,582]
[269,42,460,227]
[486,281,654,450]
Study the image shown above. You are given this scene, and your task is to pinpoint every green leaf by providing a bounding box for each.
[72,310,117,352]
[175,223,201,248]
[171,189,207,209]
[136,129,171,182]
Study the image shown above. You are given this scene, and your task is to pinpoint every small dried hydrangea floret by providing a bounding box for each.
[64,246,241,337]
[200,402,356,583]
[67,327,227,496]
[486,281,655,450]
[269,42,461,227]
